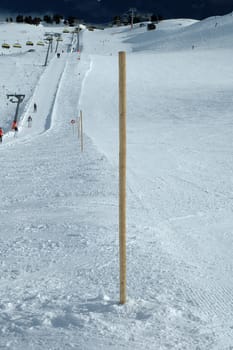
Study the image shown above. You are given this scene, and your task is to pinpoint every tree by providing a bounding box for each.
[16,15,24,23]
[53,14,63,24]
[32,17,41,25]
[112,15,121,26]
[67,16,76,26]
[151,14,164,22]
[43,15,52,24]
[133,15,141,24]
[24,16,33,24]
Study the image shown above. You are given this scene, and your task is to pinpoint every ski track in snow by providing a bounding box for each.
[0,17,233,349]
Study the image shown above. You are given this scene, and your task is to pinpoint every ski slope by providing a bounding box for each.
[0,15,233,350]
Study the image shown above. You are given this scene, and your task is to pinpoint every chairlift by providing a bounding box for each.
[2,43,10,49]
[37,41,45,46]
[13,42,22,48]
[26,40,34,46]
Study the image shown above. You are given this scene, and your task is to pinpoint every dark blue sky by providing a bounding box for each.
[0,0,233,23]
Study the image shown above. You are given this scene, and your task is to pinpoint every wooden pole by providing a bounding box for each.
[119,51,126,304]
[80,110,83,152]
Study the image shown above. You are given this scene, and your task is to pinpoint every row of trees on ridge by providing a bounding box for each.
[5,14,77,26]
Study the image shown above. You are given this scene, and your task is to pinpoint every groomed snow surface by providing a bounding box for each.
[0,14,233,349]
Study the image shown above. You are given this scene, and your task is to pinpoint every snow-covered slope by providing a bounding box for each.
[0,14,233,350]
[122,14,233,51]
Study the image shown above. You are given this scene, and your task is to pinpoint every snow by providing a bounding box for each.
[0,14,233,349]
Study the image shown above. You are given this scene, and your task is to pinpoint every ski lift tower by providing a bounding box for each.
[129,8,137,29]
[44,37,53,66]
[7,94,25,123]
[77,23,80,52]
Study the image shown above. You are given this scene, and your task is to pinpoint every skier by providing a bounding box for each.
[0,127,3,143]
[27,115,32,128]
[33,103,37,112]
[11,120,18,137]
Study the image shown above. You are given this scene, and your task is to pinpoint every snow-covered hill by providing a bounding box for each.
[0,14,233,350]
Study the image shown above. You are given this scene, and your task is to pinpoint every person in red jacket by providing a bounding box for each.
[11,120,18,131]
[11,120,18,137]
[0,127,3,143]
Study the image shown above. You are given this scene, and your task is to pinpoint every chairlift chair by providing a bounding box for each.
[2,43,10,49]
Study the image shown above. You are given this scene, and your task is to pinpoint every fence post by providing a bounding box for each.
[77,116,80,139]
[80,110,83,152]
[119,51,126,304]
